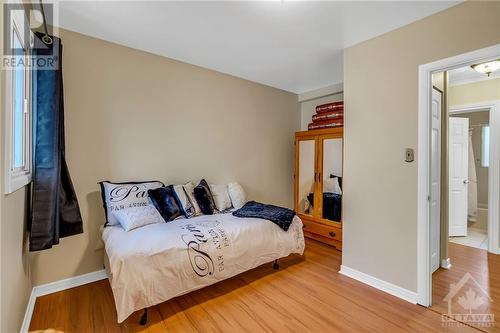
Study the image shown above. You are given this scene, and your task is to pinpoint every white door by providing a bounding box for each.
[449,117,469,237]
[430,89,441,273]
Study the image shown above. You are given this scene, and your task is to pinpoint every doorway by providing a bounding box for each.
[448,108,490,250]
[417,44,500,311]
[421,49,500,330]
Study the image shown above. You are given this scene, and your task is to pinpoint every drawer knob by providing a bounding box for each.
[329,231,336,237]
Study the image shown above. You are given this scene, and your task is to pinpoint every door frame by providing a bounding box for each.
[417,43,500,307]
[449,102,500,254]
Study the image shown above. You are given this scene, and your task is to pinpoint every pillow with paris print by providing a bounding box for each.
[99,180,164,226]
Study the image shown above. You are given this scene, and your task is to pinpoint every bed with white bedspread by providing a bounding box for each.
[102,212,305,323]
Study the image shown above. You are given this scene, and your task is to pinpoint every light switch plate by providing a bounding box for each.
[405,148,414,162]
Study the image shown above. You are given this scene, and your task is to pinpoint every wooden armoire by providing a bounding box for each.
[294,127,343,250]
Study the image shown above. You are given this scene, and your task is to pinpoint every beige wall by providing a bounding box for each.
[300,93,343,130]
[451,111,489,209]
[0,190,31,333]
[449,78,500,106]
[343,1,500,291]
[0,4,33,333]
[29,28,300,285]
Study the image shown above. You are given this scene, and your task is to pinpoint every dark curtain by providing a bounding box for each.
[29,32,83,251]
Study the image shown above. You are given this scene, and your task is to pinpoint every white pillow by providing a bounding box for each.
[228,182,246,209]
[210,184,232,212]
[173,185,196,218]
[112,205,164,231]
[182,181,201,215]
[324,177,342,195]
[99,180,164,226]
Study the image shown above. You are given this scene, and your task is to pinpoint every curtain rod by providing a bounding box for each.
[39,0,53,45]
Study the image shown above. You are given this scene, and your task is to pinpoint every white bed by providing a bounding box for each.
[102,212,305,323]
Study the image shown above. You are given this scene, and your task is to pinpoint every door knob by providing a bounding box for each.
[463,179,469,184]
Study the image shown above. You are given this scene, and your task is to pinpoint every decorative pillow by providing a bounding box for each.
[324,176,342,195]
[182,181,202,215]
[193,179,218,215]
[99,180,164,226]
[333,177,342,195]
[209,184,232,212]
[228,182,246,209]
[173,185,196,218]
[336,176,342,190]
[112,205,163,231]
[148,186,183,222]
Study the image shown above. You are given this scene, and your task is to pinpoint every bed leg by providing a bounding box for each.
[139,308,148,326]
[273,259,280,270]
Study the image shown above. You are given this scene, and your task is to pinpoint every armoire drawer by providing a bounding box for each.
[303,220,342,242]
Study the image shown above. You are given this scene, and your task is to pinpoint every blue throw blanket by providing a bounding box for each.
[232,201,296,231]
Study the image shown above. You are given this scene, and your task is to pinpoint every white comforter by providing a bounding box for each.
[102,213,305,323]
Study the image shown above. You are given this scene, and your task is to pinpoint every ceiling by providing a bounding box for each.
[449,65,500,86]
[56,1,459,94]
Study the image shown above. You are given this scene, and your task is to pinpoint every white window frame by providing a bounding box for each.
[4,10,32,194]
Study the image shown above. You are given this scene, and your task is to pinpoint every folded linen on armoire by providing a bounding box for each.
[308,118,344,130]
[315,101,344,113]
[312,110,344,122]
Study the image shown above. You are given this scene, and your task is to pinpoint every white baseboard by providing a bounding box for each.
[33,269,108,297]
[441,258,452,269]
[21,270,108,333]
[20,289,37,333]
[339,265,418,304]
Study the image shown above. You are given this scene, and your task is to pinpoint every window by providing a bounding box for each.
[482,125,490,168]
[13,28,26,169]
[5,12,32,193]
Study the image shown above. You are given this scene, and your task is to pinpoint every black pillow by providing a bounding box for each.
[193,179,217,215]
[148,185,183,222]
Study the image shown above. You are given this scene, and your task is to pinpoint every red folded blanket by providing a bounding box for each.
[312,111,343,123]
[316,101,344,113]
[308,119,343,130]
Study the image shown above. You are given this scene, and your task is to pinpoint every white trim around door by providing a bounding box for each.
[449,101,500,255]
[417,43,500,307]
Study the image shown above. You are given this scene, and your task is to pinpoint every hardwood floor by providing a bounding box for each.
[432,242,500,332]
[30,239,478,332]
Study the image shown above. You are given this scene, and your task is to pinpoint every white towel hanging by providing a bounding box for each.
[467,131,478,222]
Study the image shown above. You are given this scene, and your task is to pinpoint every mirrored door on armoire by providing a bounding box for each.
[296,138,317,218]
[318,136,343,223]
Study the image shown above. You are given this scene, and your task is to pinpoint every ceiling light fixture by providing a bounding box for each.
[470,59,500,77]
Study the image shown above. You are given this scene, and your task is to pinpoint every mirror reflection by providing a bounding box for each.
[322,138,342,221]
[298,140,315,215]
